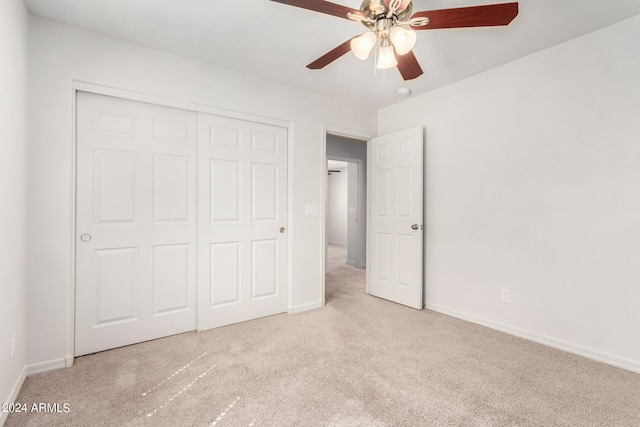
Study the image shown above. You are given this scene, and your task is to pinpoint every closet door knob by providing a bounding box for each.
[411,224,419,230]
[80,233,92,242]
[280,227,285,234]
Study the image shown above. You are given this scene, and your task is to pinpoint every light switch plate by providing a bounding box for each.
[305,204,319,216]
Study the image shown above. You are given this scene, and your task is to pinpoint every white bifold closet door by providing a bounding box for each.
[75,92,198,356]
[197,113,288,330]
[76,93,288,356]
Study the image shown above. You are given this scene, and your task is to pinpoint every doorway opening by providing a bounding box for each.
[322,126,424,310]
[323,132,369,305]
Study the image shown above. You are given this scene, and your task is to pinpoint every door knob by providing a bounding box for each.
[411,224,419,230]
[280,227,285,233]
[80,233,92,242]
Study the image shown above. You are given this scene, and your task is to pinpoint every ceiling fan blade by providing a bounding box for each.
[395,50,423,81]
[270,0,366,20]
[307,38,356,70]
[411,2,518,30]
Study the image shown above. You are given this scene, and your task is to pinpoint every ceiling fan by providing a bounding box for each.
[270,0,519,80]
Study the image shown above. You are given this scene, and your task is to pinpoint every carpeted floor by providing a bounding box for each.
[7,245,640,426]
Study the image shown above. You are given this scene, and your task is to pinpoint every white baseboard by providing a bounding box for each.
[289,301,322,314]
[426,303,640,375]
[1,366,26,427]
[25,358,67,376]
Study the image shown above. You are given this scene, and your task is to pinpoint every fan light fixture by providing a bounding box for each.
[349,0,421,70]
[376,41,398,69]
[350,31,377,60]
[389,26,417,55]
[353,25,415,70]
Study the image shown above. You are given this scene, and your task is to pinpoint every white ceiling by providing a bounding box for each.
[23,0,640,109]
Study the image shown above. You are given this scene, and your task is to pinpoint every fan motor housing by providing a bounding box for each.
[359,0,413,28]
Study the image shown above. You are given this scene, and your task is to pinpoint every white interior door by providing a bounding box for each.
[75,92,197,356]
[197,113,288,330]
[367,127,424,309]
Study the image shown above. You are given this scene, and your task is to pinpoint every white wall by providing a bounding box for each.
[379,16,640,372]
[27,17,376,369]
[0,0,29,419]
[327,168,348,245]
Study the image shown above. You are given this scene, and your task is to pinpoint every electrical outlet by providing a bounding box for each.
[10,332,16,359]
[501,288,511,304]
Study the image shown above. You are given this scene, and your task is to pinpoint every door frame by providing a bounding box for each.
[69,81,294,363]
[320,125,375,306]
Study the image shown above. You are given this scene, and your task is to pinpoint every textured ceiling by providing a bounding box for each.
[23,0,640,108]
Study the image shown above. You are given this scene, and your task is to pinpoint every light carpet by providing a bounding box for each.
[7,245,640,426]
